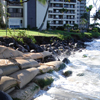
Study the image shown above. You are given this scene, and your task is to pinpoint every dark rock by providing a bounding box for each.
[28,43,37,50]
[23,37,32,44]
[0,37,4,42]
[44,55,56,62]
[62,58,70,64]
[30,49,36,53]
[2,42,9,47]
[77,73,84,76]
[36,46,43,52]
[50,46,56,50]
[51,42,56,46]
[0,41,2,45]
[14,41,19,48]
[4,38,15,44]
[24,44,30,52]
[63,70,72,77]
[65,50,71,56]
[0,91,13,100]
[9,43,14,47]
[16,45,28,52]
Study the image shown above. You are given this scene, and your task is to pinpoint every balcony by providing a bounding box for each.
[7,2,23,6]
[50,0,63,3]
[53,4,63,8]
[64,0,76,2]
[50,23,63,26]
[8,13,23,17]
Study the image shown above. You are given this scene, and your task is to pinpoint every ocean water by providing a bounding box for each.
[34,39,100,100]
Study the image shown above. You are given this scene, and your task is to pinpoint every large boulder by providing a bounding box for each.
[63,70,72,77]
[62,58,70,64]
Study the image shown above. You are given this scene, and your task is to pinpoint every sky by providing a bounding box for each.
[86,0,100,24]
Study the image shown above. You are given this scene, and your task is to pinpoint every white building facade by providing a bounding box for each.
[1,0,87,29]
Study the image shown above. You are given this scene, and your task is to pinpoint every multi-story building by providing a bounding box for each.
[37,0,88,29]
[1,0,88,29]
[47,0,77,29]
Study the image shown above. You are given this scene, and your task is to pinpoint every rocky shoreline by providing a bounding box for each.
[0,35,94,100]
[0,35,93,62]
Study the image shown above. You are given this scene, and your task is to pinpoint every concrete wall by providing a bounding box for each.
[23,1,27,28]
[27,0,36,28]
[36,0,48,30]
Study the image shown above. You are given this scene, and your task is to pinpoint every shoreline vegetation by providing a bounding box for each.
[0,28,100,100]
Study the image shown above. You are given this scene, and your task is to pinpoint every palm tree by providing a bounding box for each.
[38,0,50,31]
[80,18,87,33]
[81,13,89,29]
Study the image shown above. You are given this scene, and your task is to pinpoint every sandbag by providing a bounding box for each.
[10,82,40,100]
[0,45,7,54]
[0,45,7,53]
[34,73,54,88]
[10,68,39,88]
[44,61,66,70]
[14,58,39,69]
[0,59,19,76]
[24,51,52,59]
[0,69,3,75]
[38,64,53,74]
[0,47,23,59]
[42,51,52,58]
[0,76,18,92]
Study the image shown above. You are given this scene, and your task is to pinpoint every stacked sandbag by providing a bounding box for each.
[10,82,40,100]
[0,46,7,54]
[10,68,39,88]
[0,46,23,59]
[0,76,18,92]
[44,61,66,70]
[34,73,54,89]
[14,57,39,69]
[38,64,53,74]
[24,51,52,59]
[0,59,19,76]
[0,69,3,75]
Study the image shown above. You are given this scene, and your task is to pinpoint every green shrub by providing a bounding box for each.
[92,28,98,32]
[7,28,36,43]
[70,29,80,33]
[56,26,64,30]
[58,33,72,40]
[27,35,36,43]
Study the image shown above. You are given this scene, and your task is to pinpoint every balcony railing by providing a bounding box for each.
[64,0,76,2]
[7,2,22,6]
[54,0,63,2]
[8,13,23,17]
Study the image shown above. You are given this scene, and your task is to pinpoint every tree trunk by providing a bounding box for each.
[39,0,50,31]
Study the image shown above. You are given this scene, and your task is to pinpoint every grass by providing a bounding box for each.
[0,29,100,40]
[0,29,82,37]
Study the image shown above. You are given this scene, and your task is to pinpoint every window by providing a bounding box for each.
[9,8,13,13]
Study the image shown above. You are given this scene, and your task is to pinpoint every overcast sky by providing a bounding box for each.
[86,0,100,24]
